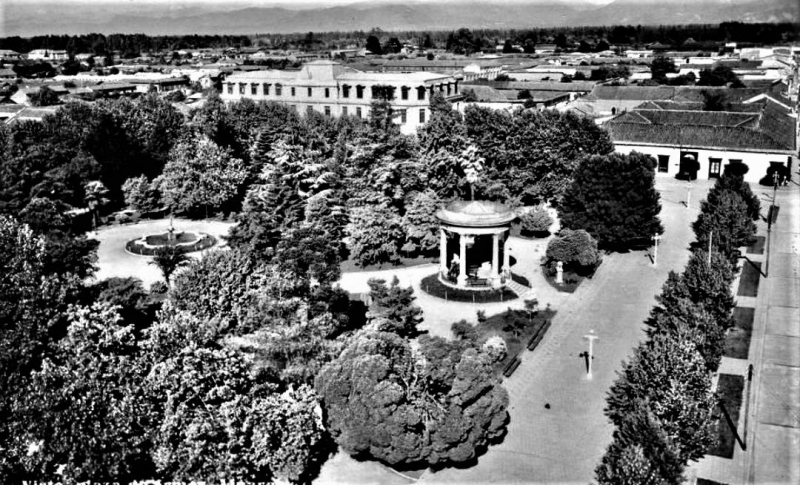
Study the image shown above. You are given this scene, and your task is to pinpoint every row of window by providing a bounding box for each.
[657,154,742,176]
[226,82,457,101]
[283,105,427,124]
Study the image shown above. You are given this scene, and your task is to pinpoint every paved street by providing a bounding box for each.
[317,177,712,484]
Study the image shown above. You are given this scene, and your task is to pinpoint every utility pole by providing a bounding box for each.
[652,234,661,266]
[708,230,713,266]
[583,330,598,379]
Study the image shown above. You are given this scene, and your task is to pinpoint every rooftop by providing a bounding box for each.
[606,99,795,152]
[436,200,517,228]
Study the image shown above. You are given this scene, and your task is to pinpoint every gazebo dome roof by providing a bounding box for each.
[436,200,517,227]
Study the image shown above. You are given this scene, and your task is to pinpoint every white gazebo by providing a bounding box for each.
[435,200,517,288]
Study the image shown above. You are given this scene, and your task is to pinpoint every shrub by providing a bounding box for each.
[519,205,553,237]
[482,335,507,363]
[545,229,602,276]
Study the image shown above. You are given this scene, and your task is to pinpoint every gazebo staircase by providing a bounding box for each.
[506,274,536,301]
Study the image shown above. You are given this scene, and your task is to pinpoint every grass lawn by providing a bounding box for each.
[737,261,761,297]
[475,307,557,375]
[723,307,755,359]
[340,255,436,273]
[746,236,765,255]
[708,374,745,459]
[420,274,518,303]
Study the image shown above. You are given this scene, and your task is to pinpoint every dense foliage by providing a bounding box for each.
[559,151,663,250]
[544,229,603,276]
[315,331,509,468]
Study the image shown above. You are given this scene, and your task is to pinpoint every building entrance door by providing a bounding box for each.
[679,151,699,180]
[709,158,722,179]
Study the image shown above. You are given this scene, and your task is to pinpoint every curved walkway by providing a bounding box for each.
[88,218,234,288]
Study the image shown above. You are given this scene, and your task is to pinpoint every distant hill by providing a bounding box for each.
[2,0,798,37]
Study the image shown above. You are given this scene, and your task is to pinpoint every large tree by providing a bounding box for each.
[464,106,613,204]
[605,334,717,466]
[346,204,404,267]
[559,151,663,250]
[315,331,508,468]
[156,133,247,216]
[693,189,756,262]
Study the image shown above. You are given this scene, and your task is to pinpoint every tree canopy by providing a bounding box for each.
[559,151,664,250]
[315,331,508,467]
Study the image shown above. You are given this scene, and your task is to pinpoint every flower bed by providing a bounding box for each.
[126,231,216,256]
[420,273,517,303]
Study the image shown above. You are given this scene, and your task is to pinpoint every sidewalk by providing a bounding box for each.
[692,171,800,485]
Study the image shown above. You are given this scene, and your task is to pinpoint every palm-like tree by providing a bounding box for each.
[149,246,191,285]
[84,180,110,233]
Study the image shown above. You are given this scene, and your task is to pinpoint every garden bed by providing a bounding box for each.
[723,307,755,359]
[420,274,518,303]
[746,236,765,255]
[708,374,745,459]
[542,269,583,293]
[737,261,761,297]
[475,307,556,375]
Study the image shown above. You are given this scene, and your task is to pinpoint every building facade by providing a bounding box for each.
[606,98,796,184]
[221,60,460,134]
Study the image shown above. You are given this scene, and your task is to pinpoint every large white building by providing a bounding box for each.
[221,60,460,134]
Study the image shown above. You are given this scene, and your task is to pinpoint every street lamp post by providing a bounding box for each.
[583,330,598,379]
[652,234,661,266]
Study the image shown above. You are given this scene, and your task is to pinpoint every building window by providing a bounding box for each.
[419,108,426,123]
[342,85,350,98]
[325,88,330,98]
[342,106,348,116]
[276,84,282,96]
[417,86,426,100]
[227,83,233,95]
[657,155,669,173]
[263,83,270,95]
[324,106,331,116]
[308,87,312,97]
[356,107,362,118]
[239,83,245,95]
[401,86,409,100]
[306,105,314,114]
[356,85,364,99]
[446,83,451,95]
[400,109,407,123]
[251,83,258,95]
[291,87,296,96]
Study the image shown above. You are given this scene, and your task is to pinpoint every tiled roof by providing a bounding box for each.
[606,100,795,152]
[612,109,760,128]
[588,85,778,103]
[465,80,596,92]
[463,85,515,103]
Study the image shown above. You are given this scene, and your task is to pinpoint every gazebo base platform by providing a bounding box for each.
[438,273,505,291]
[420,273,518,303]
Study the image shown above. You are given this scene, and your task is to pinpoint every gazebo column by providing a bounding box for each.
[439,228,448,275]
[458,235,468,286]
[502,235,511,276]
[492,234,500,278]
[491,233,500,279]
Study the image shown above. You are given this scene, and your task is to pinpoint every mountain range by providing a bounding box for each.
[1,0,798,37]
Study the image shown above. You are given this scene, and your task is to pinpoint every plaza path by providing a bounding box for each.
[316,178,711,484]
[88,217,234,288]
